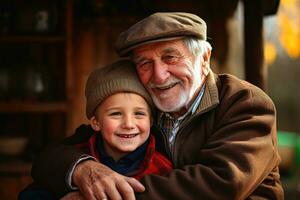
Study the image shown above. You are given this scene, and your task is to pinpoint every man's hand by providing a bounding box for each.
[60,191,86,200]
[73,160,145,200]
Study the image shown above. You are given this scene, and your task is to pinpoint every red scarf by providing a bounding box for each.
[75,133,173,180]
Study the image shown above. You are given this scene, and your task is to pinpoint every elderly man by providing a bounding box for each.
[31,12,283,200]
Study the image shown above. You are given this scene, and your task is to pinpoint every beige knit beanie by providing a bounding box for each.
[85,59,154,119]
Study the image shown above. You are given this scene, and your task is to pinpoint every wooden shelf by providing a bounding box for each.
[0,102,67,113]
[0,0,73,198]
[0,161,32,175]
[0,36,65,44]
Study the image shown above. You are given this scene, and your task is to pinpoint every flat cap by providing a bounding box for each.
[115,12,207,56]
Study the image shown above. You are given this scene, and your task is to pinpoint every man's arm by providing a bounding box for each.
[31,125,93,195]
[31,142,89,196]
[31,125,144,200]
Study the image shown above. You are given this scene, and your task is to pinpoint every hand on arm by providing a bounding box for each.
[73,160,145,200]
[32,124,145,199]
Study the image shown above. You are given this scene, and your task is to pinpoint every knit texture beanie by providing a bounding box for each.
[85,59,154,119]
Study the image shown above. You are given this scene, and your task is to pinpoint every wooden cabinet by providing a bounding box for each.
[0,161,32,200]
[0,0,73,199]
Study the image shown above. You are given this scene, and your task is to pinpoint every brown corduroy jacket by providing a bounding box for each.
[32,72,284,199]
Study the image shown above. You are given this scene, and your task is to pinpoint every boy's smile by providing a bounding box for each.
[91,92,151,161]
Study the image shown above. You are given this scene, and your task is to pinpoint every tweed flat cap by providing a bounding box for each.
[115,12,207,56]
[85,59,154,119]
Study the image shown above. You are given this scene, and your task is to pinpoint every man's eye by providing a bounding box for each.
[163,55,179,64]
[137,61,152,71]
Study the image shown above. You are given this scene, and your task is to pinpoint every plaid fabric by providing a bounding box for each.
[158,113,181,153]
[75,133,173,180]
[157,86,205,153]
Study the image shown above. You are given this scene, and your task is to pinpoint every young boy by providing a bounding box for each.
[74,58,173,179]
[19,59,172,199]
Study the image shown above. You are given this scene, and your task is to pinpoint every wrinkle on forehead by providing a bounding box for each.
[132,39,189,63]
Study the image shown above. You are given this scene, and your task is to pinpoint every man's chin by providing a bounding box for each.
[153,95,190,114]
[155,100,183,113]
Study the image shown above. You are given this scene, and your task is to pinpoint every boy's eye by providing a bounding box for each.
[109,112,121,116]
[135,111,149,119]
[135,111,146,116]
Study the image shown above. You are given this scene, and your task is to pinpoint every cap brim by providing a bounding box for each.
[118,36,184,57]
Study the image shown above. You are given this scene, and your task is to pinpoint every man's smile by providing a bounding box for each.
[156,82,178,90]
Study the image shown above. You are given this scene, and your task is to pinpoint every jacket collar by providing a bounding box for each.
[195,70,220,115]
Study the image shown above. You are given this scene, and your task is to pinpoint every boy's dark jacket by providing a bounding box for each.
[32,72,284,200]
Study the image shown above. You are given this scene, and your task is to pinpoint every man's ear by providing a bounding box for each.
[202,48,211,76]
[90,116,101,131]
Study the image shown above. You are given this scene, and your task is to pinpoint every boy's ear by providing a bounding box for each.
[90,116,101,131]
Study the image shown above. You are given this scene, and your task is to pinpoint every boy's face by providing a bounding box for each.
[91,93,151,161]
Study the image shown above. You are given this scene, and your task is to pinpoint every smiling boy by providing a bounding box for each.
[19,59,172,200]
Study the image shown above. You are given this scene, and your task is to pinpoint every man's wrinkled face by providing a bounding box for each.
[132,39,204,114]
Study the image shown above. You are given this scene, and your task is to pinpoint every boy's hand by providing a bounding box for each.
[73,160,145,200]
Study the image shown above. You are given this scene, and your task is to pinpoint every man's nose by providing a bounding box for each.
[152,61,169,84]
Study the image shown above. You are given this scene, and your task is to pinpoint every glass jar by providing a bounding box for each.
[23,64,48,101]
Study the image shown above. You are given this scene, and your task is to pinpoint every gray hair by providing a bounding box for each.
[129,36,212,59]
[182,37,212,57]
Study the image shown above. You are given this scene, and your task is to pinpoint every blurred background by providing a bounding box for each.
[0,0,299,199]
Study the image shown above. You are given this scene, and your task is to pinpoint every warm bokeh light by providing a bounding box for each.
[278,13,300,58]
[264,42,277,65]
[281,0,297,8]
[264,0,300,64]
